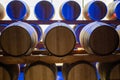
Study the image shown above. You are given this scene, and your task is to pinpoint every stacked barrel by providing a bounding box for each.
[0,0,120,80]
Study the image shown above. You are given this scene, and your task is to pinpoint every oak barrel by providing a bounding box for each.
[6,0,30,20]
[43,22,76,56]
[80,21,119,55]
[106,1,120,20]
[0,63,20,80]
[0,3,5,20]
[96,61,120,80]
[0,21,38,56]
[60,1,81,20]
[83,0,107,20]
[34,1,54,21]
[24,61,57,80]
[62,61,97,80]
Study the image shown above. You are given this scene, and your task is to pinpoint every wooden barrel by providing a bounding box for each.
[6,0,30,20]
[43,22,76,56]
[83,1,107,20]
[0,3,5,20]
[80,21,119,55]
[74,24,86,45]
[96,61,120,80]
[31,24,42,42]
[106,1,120,20]
[60,1,81,20]
[34,1,54,21]
[0,21,38,56]
[24,61,57,80]
[62,61,97,80]
[0,63,20,80]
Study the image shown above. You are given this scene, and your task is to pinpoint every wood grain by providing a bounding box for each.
[25,64,56,80]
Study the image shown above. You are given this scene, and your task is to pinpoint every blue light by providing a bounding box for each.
[57,71,64,80]
[18,72,24,80]
[18,71,64,80]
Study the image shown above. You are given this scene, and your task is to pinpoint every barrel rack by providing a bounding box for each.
[0,20,120,64]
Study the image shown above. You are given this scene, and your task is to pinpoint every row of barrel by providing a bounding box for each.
[0,21,120,57]
[0,60,120,80]
[1,0,120,20]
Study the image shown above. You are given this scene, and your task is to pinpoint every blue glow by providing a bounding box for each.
[61,1,81,21]
[18,72,24,80]
[6,1,27,20]
[34,1,54,21]
[115,2,120,19]
[57,71,64,80]
[74,24,85,43]
[31,24,42,41]
[18,71,64,80]
[88,1,107,20]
